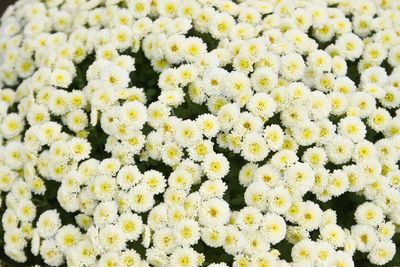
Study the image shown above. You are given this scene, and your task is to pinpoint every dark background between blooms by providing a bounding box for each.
[0,0,15,15]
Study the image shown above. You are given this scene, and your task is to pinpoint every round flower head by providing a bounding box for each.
[117,165,142,190]
[15,199,36,222]
[368,241,396,266]
[128,185,155,213]
[251,67,278,92]
[284,162,315,196]
[202,153,230,180]
[40,239,63,266]
[170,247,201,267]
[168,169,193,191]
[298,201,323,231]
[320,223,346,248]
[117,212,143,241]
[199,179,227,199]
[4,228,27,251]
[196,114,220,138]
[336,33,363,60]
[253,164,281,188]
[142,170,166,194]
[174,218,200,246]
[291,239,316,264]
[267,186,292,214]
[351,224,379,253]
[241,133,270,162]
[55,225,81,252]
[354,202,384,227]
[338,116,367,142]
[36,210,61,238]
[260,213,286,244]
[246,93,276,119]
[175,120,202,147]
[244,182,269,211]
[93,201,119,227]
[280,53,305,81]
[199,198,231,226]
[325,135,354,165]
[99,224,126,252]
[188,139,214,162]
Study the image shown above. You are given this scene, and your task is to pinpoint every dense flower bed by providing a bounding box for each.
[0,0,400,266]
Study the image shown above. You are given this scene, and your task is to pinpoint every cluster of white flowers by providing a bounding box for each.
[0,0,400,266]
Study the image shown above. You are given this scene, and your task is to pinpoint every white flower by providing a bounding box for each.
[320,224,346,248]
[116,165,142,190]
[196,114,220,138]
[199,179,227,199]
[361,66,388,86]
[174,218,200,246]
[308,50,332,72]
[325,135,354,165]
[69,137,91,161]
[338,116,367,142]
[93,201,118,227]
[31,229,40,256]
[351,224,379,252]
[128,185,155,213]
[377,222,396,241]
[267,186,292,214]
[174,120,202,147]
[331,251,355,267]
[235,206,262,232]
[142,170,166,194]
[291,239,316,264]
[336,33,363,60]
[244,182,269,211]
[202,153,230,180]
[4,228,27,251]
[217,103,240,131]
[210,13,235,39]
[314,241,335,266]
[65,109,88,132]
[50,68,73,88]
[284,163,314,196]
[199,198,231,226]
[355,202,384,227]
[36,210,61,238]
[260,213,286,244]
[161,141,184,166]
[188,139,214,162]
[40,239,64,266]
[250,67,278,92]
[99,224,126,252]
[298,201,323,231]
[280,53,305,81]
[367,108,391,132]
[368,241,396,266]
[93,175,117,201]
[98,252,121,267]
[121,101,147,129]
[55,225,81,252]
[120,249,142,267]
[241,133,270,162]
[246,93,276,119]
[201,225,226,248]
[1,113,24,138]
[170,246,200,267]
[15,199,36,222]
